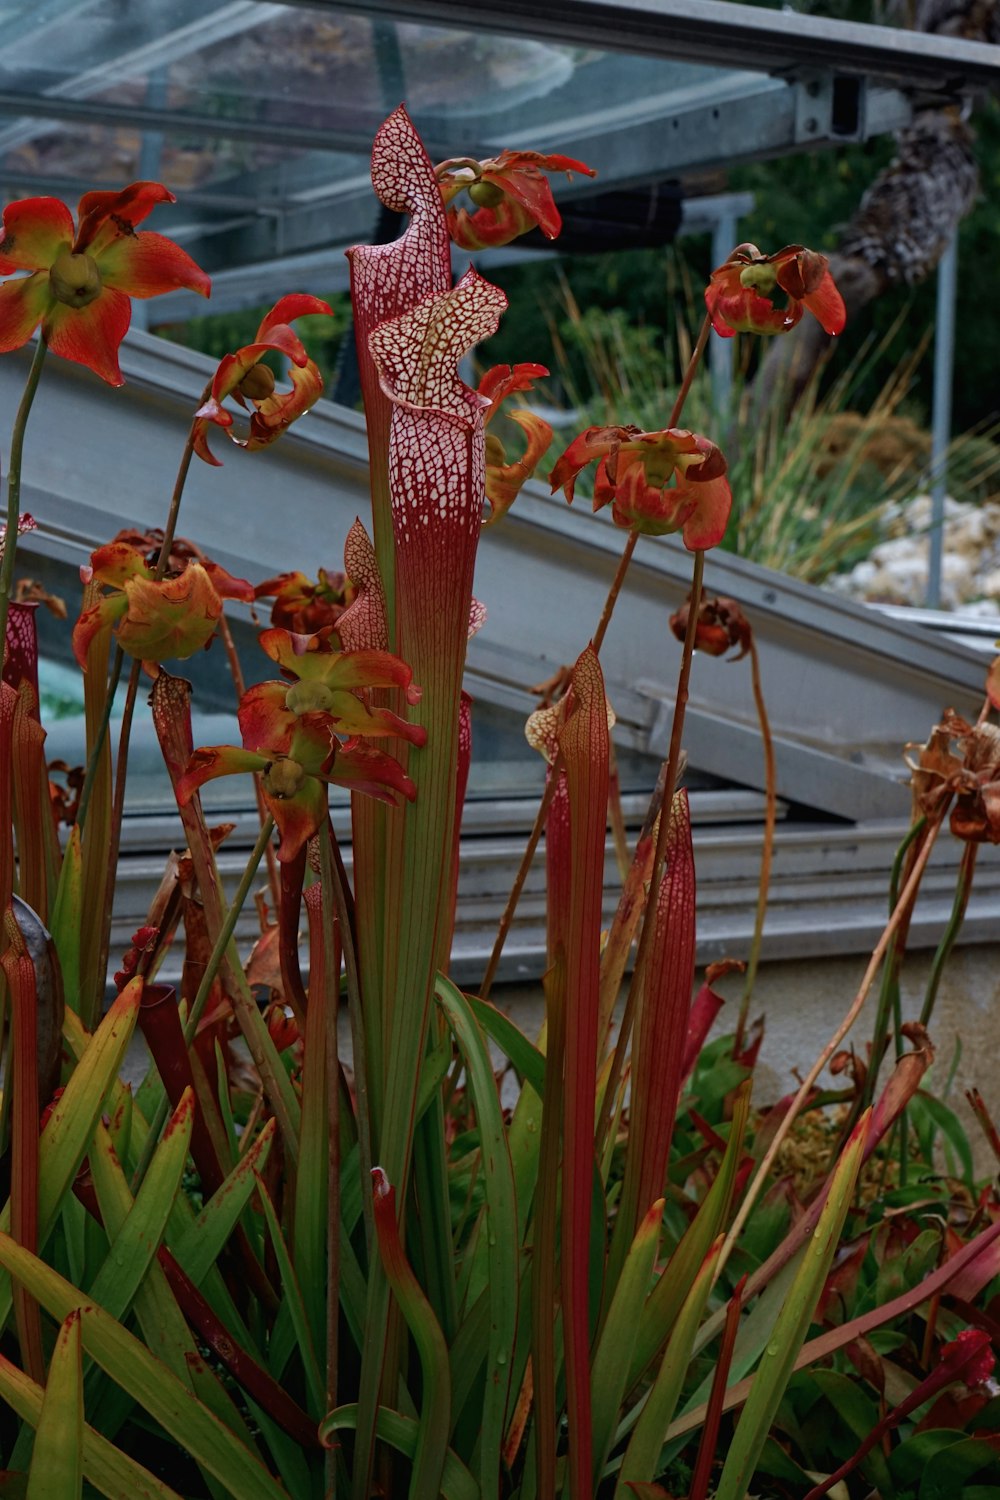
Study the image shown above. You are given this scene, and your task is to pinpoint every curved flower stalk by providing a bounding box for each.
[479,363,553,524]
[71,537,254,667]
[436,149,595,248]
[551,422,732,550]
[192,294,333,464]
[705,242,846,338]
[0,182,210,385]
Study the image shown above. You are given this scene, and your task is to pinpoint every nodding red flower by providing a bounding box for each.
[550,423,732,551]
[72,538,254,667]
[908,709,1000,844]
[254,568,355,634]
[177,628,425,859]
[669,594,753,659]
[0,182,210,385]
[435,149,595,249]
[478,363,553,524]
[705,242,846,338]
[192,294,334,465]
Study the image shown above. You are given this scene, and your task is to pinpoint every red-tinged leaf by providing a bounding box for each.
[1,911,43,1381]
[11,682,52,920]
[801,1330,995,1500]
[156,1247,319,1449]
[743,1029,936,1308]
[681,977,727,1082]
[689,1276,746,1500]
[277,844,308,1022]
[555,645,610,1498]
[137,983,227,1196]
[619,791,696,1242]
[669,1216,1000,1447]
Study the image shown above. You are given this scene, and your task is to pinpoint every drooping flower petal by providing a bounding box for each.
[0,275,51,355]
[43,286,133,386]
[484,408,553,524]
[96,231,212,300]
[176,744,270,805]
[0,198,74,273]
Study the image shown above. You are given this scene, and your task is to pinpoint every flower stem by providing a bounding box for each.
[480,313,715,999]
[131,813,274,1192]
[0,339,48,667]
[733,637,776,1053]
[92,393,211,1014]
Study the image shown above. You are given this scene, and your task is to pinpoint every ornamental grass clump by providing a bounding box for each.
[0,107,997,1500]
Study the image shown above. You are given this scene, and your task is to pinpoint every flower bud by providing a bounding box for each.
[238,362,277,401]
[285,679,335,716]
[49,248,102,309]
[264,757,306,799]
[468,180,506,208]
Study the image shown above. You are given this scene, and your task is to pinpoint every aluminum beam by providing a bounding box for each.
[5,332,988,826]
[269,0,1000,92]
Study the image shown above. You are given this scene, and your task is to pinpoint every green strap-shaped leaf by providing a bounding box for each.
[713,1113,869,1500]
[591,1197,664,1484]
[0,983,140,1328]
[320,1404,479,1500]
[435,977,519,1491]
[27,1310,83,1500]
[168,1118,276,1286]
[466,994,545,1099]
[0,1346,183,1500]
[49,824,82,1010]
[629,1080,751,1385]
[88,1090,194,1321]
[615,1237,723,1495]
[0,1233,290,1500]
[254,1173,325,1419]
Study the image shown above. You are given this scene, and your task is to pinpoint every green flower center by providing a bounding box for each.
[468,180,506,209]
[263,758,306,799]
[238,363,277,401]
[285,680,335,716]
[738,263,778,296]
[49,248,102,309]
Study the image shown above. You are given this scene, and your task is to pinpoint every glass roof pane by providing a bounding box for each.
[0,1,760,200]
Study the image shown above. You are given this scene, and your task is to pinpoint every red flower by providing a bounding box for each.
[177,627,426,859]
[0,182,210,385]
[254,568,354,634]
[478,363,553,524]
[435,150,595,249]
[192,294,334,465]
[669,594,752,659]
[705,242,846,338]
[550,424,732,551]
[72,538,253,667]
